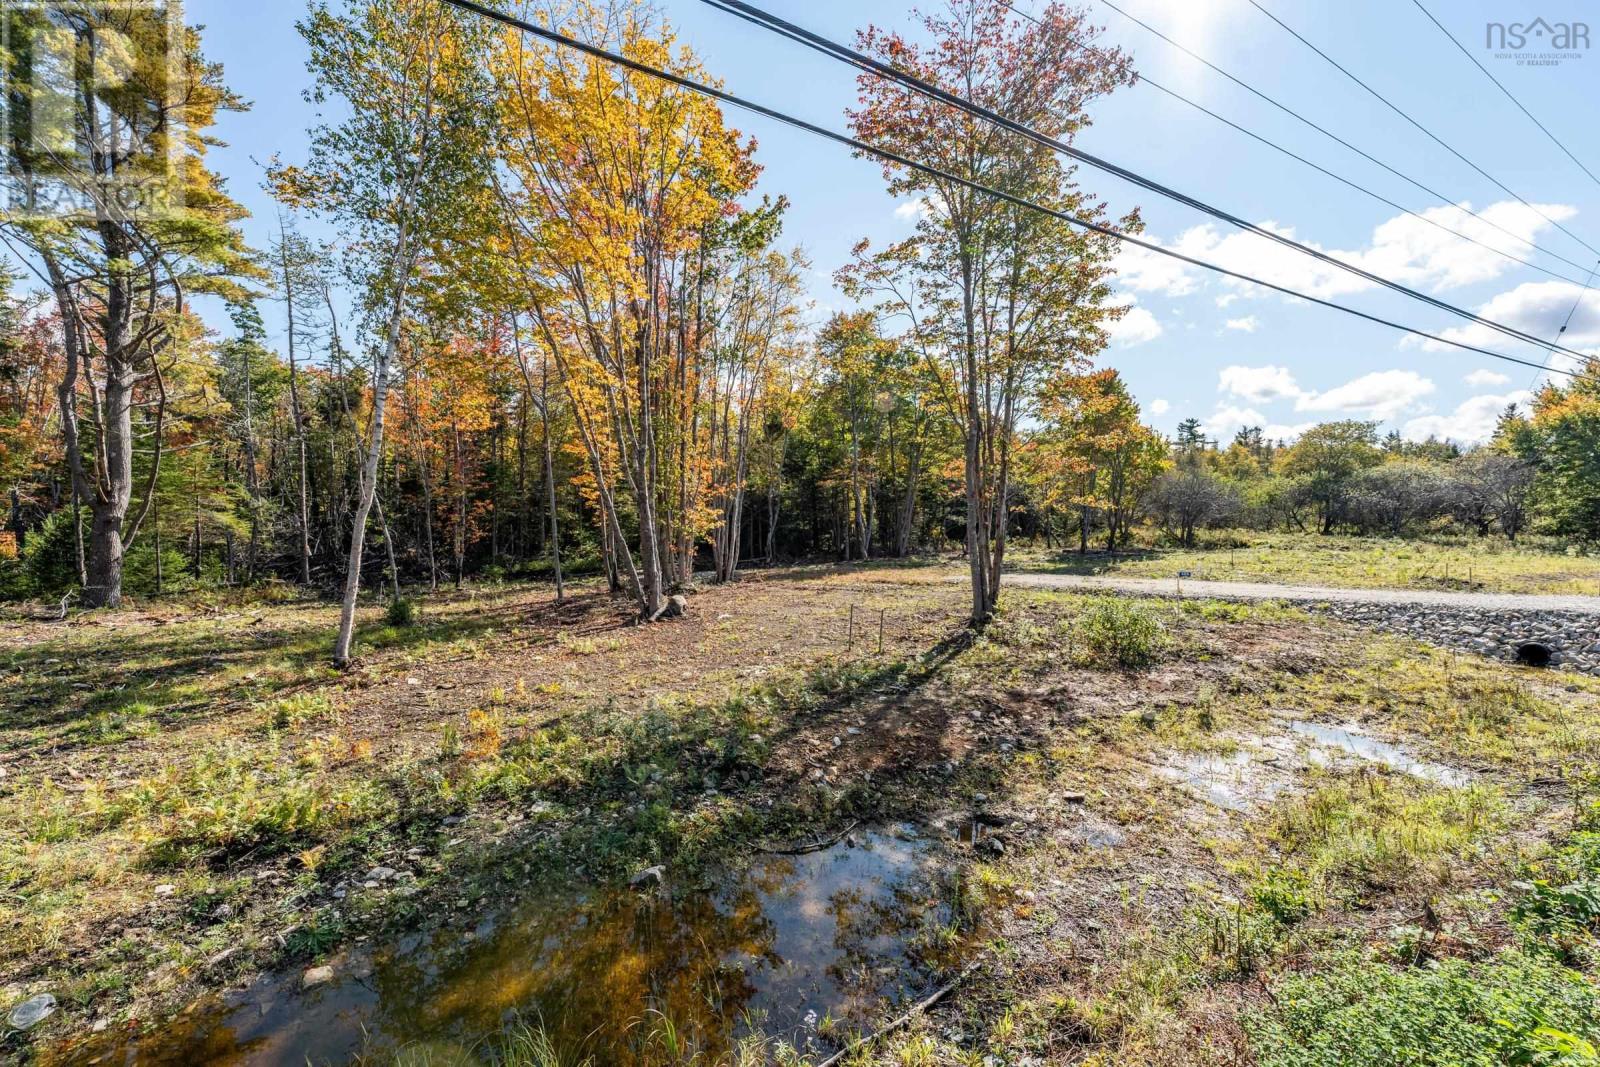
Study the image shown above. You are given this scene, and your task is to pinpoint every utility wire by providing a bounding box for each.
[696,0,1597,365]
[1094,0,1597,279]
[1409,0,1600,194]
[996,0,1592,289]
[1246,0,1600,260]
[1528,261,1600,392]
[431,0,1597,387]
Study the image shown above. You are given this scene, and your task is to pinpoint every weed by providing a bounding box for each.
[1073,598,1167,669]
[1251,867,1316,926]
[464,709,506,760]
[1247,950,1600,1067]
[264,693,338,732]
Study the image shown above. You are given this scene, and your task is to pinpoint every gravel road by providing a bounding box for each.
[999,571,1600,615]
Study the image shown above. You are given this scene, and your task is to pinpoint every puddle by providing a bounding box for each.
[1289,721,1472,787]
[1155,746,1292,812]
[60,829,969,1066]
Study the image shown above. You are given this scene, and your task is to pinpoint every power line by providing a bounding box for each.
[1409,0,1600,194]
[1246,0,1600,260]
[1528,262,1600,393]
[697,0,1597,365]
[1093,0,1598,279]
[430,0,1597,388]
[996,0,1594,289]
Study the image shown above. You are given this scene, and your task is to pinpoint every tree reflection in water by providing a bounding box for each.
[57,827,973,1066]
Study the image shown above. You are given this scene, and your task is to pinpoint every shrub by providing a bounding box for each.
[1247,950,1600,1067]
[22,509,84,598]
[1075,597,1166,668]
[386,597,418,627]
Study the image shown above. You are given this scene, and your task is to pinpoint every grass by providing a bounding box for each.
[8,566,1600,1066]
[1010,530,1600,596]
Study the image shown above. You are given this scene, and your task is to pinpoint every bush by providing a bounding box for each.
[22,508,84,597]
[1247,950,1600,1067]
[386,597,418,627]
[1075,597,1166,668]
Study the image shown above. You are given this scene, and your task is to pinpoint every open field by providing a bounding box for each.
[5,563,1600,1065]
[1008,532,1600,597]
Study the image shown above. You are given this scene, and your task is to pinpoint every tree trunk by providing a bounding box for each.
[541,360,564,600]
[281,235,314,587]
[333,235,414,668]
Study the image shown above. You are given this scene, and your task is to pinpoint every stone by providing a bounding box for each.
[658,595,690,620]
[629,865,666,889]
[363,866,397,883]
[301,965,335,989]
[8,993,56,1031]
[153,884,176,897]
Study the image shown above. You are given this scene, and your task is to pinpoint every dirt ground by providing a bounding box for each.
[4,563,1599,1065]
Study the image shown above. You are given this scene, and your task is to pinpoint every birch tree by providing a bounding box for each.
[276,0,492,666]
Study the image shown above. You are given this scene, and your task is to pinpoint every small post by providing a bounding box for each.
[878,609,886,655]
[848,604,856,652]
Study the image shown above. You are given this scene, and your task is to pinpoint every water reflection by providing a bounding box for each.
[60,829,963,1066]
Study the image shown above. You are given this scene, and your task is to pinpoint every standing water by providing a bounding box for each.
[57,828,970,1066]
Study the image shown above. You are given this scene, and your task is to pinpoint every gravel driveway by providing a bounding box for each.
[999,571,1600,615]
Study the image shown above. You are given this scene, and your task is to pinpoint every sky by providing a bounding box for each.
[186,0,1600,445]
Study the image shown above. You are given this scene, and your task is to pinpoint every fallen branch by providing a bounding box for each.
[754,820,858,856]
[813,961,982,1067]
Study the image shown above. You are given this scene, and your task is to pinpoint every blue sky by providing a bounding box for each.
[189,0,1600,444]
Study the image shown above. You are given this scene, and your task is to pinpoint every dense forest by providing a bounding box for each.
[0,0,1595,636]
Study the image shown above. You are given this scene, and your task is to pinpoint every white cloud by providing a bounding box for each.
[1402,390,1532,443]
[1465,368,1511,388]
[1216,294,1240,308]
[1149,200,1577,304]
[1107,303,1163,347]
[1422,279,1600,355]
[1224,316,1260,333]
[1112,240,1198,297]
[1218,365,1436,421]
[893,197,934,223]
[1296,370,1435,421]
[1149,398,1171,416]
[1219,364,1304,404]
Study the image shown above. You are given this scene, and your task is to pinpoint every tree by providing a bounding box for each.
[1174,418,1207,456]
[1280,421,1383,534]
[844,0,1135,623]
[1347,461,1450,537]
[1519,366,1600,540]
[1036,369,1165,551]
[1,3,257,606]
[1453,452,1534,541]
[490,7,762,617]
[1148,468,1239,547]
[278,0,493,665]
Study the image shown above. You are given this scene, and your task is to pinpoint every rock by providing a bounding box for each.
[8,993,56,1031]
[301,965,335,989]
[630,865,666,889]
[363,866,397,883]
[153,884,176,897]
[1062,791,1087,804]
[658,595,690,620]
